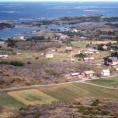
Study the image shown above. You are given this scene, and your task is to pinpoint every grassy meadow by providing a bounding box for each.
[88,77,118,87]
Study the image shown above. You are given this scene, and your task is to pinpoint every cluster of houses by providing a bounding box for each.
[12,36,26,41]
[65,70,95,81]
[65,68,112,81]
[103,52,118,73]
[66,69,110,81]
[63,45,118,80]
[43,45,117,80]
[66,46,99,62]
[66,69,111,80]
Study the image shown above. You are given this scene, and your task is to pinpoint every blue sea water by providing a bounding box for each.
[0,2,118,20]
[0,2,118,38]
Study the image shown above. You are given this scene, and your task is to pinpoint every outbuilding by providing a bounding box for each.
[0,54,8,59]
[101,69,110,77]
[84,70,95,78]
[45,53,54,59]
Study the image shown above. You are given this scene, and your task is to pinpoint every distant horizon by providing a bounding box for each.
[0,0,118,3]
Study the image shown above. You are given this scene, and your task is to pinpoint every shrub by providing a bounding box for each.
[91,99,100,106]
[0,61,9,65]
[35,57,39,60]
[0,60,24,66]
[74,53,87,61]
[9,61,24,66]
[101,110,110,115]
[27,61,31,64]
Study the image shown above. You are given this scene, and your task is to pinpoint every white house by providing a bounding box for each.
[45,53,54,59]
[101,69,110,77]
[0,54,8,59]
[102,45,108,50]
[84,70,95,78]
[0,41,5,45]
[20,36,25,40]
[40,53,44,56]
[88,48,99,53]
[71,72,79,76]
[0,41,7,48]
[65,46,72,52]
[13,36,26,41]
[84,57,95,61]
[72,29,78,33]
[17,52,22,55]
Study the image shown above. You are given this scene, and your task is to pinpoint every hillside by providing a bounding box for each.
[0,82,118,117]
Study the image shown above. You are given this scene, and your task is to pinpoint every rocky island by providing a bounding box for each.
[0,22,15,30]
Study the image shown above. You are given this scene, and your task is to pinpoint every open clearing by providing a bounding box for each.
[8,89,57,105]
[88,77,118,88]
[0,82,118,116]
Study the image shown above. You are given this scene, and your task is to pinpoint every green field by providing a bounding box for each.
[0,82,118,117]
[8,89,57,105]
[40,83,118,102]
[0,93,24,110]
[89,77,118,87]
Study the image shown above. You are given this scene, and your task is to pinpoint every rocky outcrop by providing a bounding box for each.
[0,22,15,30]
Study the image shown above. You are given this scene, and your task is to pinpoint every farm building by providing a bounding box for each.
[0,54,8,59]
[81,70,95,79]
[13,36,26,41]
[16,52,22,55]
[64,72,81,81]
[83,70,95,78]
[84,57,95,61]
[84,48,99,54]
[19,36,25,40]
[71,73,80,76]
[45,53,54,59]
[40,53,44,56]
[71,28,79,33]
[65,47,73,52]
[102,45,108,50]
[101,69,110,77]
[0,41,7,48]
